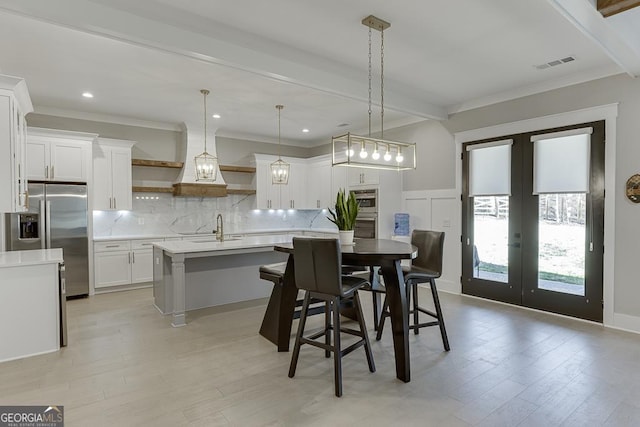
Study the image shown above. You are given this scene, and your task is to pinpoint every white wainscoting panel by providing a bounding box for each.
[402,189,461,294]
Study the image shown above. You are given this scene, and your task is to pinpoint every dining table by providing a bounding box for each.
[259,238,418,383]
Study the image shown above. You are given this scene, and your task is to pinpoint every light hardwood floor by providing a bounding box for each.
[1,287,640,426]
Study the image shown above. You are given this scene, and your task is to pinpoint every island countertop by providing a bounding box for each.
[152,234,300,255]
[0,248,63,268]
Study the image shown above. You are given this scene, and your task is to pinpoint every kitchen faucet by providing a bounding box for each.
[215,214,224,242]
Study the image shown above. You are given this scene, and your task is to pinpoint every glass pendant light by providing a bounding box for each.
[194,89,218,181]
[270,105,290,184]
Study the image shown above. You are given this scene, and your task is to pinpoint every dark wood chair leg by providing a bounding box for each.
[429,279,450,351]
[288,293,310,378]
[324,301,331,358]
[375,296,389,341]
[412,281,420,335]
[332,296,343,397]
[353,291,376,373]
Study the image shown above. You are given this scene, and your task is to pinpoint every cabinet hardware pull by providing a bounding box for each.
[114,197,116,209]
[51,166,54,179]
[132,252,135,263]
[45,165,49,179]
[105,245,119,248]
[128,253,131,264]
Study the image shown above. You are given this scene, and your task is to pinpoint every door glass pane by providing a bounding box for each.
[473,196,509,282]
[538,194,585,296]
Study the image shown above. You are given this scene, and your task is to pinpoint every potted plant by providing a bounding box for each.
[327,188,359,245]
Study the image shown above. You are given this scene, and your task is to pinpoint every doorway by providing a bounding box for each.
[461,121,605,322]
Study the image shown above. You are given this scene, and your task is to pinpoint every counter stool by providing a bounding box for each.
[259,263,324,319]
[376,230,450,351]
[289,237,375,397]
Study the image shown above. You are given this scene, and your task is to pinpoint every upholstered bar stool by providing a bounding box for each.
[376,230,450,351]
[259,263,324,320]
[288,237,375,397]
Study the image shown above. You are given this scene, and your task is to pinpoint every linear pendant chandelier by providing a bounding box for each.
[332,15,416,171]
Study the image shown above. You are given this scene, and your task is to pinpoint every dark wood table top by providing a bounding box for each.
[274,238,417,262]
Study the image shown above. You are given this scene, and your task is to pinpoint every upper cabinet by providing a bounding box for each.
[93,138,135,210]
[254,154,307,209]
[307,156,332,209]
[26,128,95,182]
[0,75,32,213]
[348,167,379,187]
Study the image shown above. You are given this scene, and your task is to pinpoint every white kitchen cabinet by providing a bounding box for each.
[93,138,135,210]
[94,238,157,290]
[331,165,348,201]
[307,157,332,209]
[26,128,94,182]
[254,155,305,209]
[0,75,32,213]
[348,167,379,187]
[94,240,131,288]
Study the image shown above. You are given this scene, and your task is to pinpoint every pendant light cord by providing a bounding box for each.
[201,89,209,153]
[380,28,385,140]
[368,26,372,137]
[276,104,284,160]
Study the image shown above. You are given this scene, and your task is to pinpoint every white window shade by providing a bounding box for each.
[467,140,512,197]
[532,128,592,194]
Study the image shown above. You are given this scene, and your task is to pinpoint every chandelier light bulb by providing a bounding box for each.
[383,145,392,161]
[372,144,380,160]
[359,142,368,159]
[396,147,404,163]
[346,147,355,157]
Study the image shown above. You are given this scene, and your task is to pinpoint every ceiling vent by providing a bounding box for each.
[535,56,575,70]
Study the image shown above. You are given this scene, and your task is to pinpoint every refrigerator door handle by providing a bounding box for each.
[39,200,46,249]
[45,200,52,249]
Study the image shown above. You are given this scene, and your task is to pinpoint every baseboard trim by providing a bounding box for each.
[610,313,640,335]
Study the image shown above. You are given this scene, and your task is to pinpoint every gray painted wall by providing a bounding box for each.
[408,72,639,319]
[26,113,181,161]
[215,136,312,165]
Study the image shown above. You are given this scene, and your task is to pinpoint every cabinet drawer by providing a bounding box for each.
[94,240,130,252]
[131,239,160,250]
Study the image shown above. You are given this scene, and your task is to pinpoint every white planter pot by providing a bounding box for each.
[338,230,354,246]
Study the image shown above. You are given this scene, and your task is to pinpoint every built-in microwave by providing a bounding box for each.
[353,189,377,213]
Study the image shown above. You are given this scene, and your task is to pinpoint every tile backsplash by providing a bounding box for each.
[93,193,335,238]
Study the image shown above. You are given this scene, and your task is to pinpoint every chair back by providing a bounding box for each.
[411,230,445,278]
[292,237,343,296]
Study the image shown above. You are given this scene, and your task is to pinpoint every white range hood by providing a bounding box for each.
[173,122,227,197]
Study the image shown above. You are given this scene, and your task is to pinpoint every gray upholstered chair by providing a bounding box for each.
[288,237,375,397]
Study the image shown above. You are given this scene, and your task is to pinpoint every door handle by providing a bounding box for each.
[45,200,51,249]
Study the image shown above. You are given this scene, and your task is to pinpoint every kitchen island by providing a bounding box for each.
[153,235,295,326]
[0,248,65,362]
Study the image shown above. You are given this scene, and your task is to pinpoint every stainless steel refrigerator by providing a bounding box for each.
[5,183,89,297]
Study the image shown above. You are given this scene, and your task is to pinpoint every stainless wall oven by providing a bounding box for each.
[354,213,377,239]
[353,189,377,213]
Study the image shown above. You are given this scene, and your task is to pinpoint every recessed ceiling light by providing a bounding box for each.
[82,92,94,98]
[212,114,221,119]
[302,128,310,133]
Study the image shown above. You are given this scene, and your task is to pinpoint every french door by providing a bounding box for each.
[461,121,604,322]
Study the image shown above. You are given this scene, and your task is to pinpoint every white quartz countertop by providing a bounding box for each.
[154,234,299,255]
[93,228,337,242]
[0,248,63,268]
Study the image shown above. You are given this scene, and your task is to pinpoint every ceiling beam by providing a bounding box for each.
[547,0,640,77]
[0,0,448,121]
[597,0,640,17]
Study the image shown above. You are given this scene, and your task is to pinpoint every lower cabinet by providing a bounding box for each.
[94,239,157,290]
